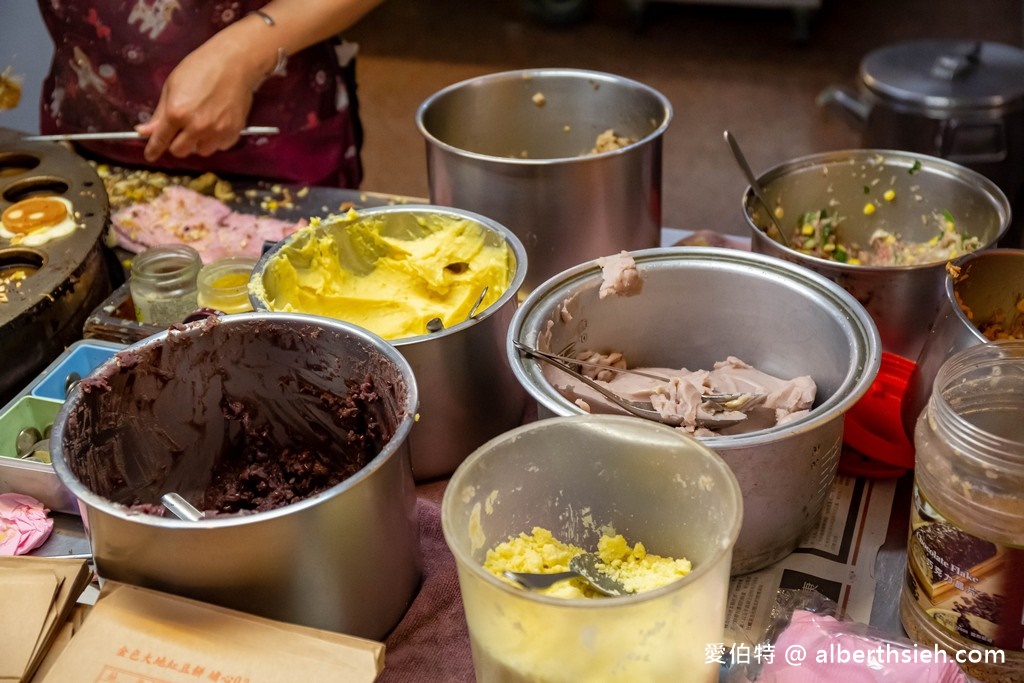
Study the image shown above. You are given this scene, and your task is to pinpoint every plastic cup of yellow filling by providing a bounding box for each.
[441,414,743,682]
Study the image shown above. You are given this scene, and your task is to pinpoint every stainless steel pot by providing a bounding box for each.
[50,313,422,639]
[249,204,529,482]
[819,40,1024,247]
[417,68,671,294]
[901,249,1024,440]
[744,149,1010,361]
[507,247,880,574]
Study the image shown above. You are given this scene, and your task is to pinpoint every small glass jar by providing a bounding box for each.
[900,340,1024,682]
[130,244,202,325]
[196,256,257,314]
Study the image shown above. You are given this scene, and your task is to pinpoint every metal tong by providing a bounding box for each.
[512,340,754,429]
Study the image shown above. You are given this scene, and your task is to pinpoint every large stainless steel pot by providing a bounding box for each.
[508,247,880,574]
[417,68,671,294]
[249,204,529,482]
[744,149,1010,361]
[819,40,1024,247]
[50,313,422,639]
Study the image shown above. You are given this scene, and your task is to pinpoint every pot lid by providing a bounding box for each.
[861,40,1024,110]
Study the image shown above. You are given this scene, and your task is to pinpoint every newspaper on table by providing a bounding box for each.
[723,473,898,647]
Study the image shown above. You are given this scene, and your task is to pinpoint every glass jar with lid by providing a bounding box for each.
[900,340,1024,682]
[130,244,202,325]
[196,256,257,314]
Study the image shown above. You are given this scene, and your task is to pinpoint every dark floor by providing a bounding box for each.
[346,0,1022,235]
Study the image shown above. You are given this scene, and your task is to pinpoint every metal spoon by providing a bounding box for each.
[724,130,790,248]
[468,286,489,319]
[161,492,205,521]
[503,553,633,597]
[426,286,491,333]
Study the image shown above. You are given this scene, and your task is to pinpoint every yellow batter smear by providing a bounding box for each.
[484,527,692,598]
[251,209,513,340]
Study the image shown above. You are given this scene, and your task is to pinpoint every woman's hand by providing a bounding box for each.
[135,33,266,161]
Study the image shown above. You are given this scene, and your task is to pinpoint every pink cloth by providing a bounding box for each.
[0,493,54,555]
[758,610,967,682]
[380,481,474,682]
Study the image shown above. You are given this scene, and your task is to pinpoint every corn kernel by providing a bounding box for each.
[822,243,836,252]
[801,223,814,236]
[883,189,896,201]
[863,203,876,216]
[848,258,862,265]
[774,207,784,219]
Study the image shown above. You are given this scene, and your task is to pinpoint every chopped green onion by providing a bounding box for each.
[908,160,922,175]
[943,209,955,224]
[863,186,870,194]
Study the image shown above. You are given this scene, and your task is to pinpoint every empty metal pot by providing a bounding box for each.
[50,313,422,639]
[417,68,671,293]
[744,149,1010,361]
[508,247,880,574]
[902,248,1024,440]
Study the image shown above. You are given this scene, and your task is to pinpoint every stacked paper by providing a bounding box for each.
[0,557,90,683]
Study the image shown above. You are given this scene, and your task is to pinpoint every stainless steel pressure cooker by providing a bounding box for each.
[819,40,1024,247]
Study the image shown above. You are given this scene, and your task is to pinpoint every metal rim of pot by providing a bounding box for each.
[414,67,674,165]
[507,246,882,446]
[743,148,1012,271]
[248,203,528,345]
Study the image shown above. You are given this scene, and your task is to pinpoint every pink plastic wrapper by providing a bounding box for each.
[0,493,54,555]
[729,590,968,683]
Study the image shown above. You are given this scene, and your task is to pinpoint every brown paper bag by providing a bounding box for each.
[40,581,384,682]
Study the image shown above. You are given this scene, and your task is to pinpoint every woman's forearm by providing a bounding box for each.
[218,0,384,83]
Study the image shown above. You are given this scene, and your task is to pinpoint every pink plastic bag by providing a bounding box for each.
[0,493,54,555]
[729,589,967,683]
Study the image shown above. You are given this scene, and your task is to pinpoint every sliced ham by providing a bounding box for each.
[112,185,305,262]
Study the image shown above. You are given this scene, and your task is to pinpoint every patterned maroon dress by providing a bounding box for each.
[36,0,362,187]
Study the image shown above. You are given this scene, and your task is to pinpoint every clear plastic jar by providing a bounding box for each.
[129,244,202,325]
[196,256,257,314]
[900,340,1024,682]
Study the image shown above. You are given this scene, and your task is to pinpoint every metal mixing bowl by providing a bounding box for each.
[901,248,1024,439]
[508,247,881,574]
[417,68,671,293]
[50,313,421,639]
[744,149,1010,361]
[249,204,528,481]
